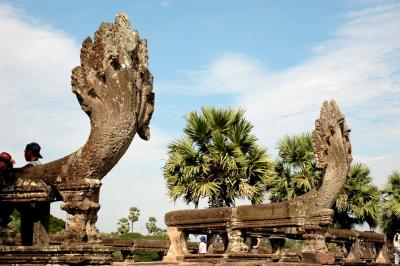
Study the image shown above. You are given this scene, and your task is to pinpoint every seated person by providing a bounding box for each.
[24,142,43,167]
[0,152,15,170]
[198,235,207,254]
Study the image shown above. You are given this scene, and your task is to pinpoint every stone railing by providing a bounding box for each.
[99,238,199,262]
[163,193,336,264]
[163,210,390,265]
[162,100,391,265]
[325,229,389,263]
[0,228,390,264]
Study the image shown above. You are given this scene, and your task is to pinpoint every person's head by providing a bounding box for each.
[24,142,43,162]
[200,236,206,242]
[0,152,15,169]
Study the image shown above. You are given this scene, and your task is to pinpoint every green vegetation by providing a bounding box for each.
[146,216,157,235]
[333,162,380,229]
[110,249,163,262]
[111,251,124,262]
[107,218,168,262]
[380,171,400,239]
[8,210,21,232]
[102,231,168,240]
[8,210,65,234]
[128,207,140,232]
[266,133,380,229]
[164,107,274,208]
[49,214,66,234]
[117,217,130,234]
[145,217,166,236]
[116,207,166,239]
[267,133,321,202]
[284,239,303,250]
[132,251,163,262]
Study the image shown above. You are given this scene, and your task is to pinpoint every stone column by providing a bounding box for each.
[302,230,334,265]
[302,232,328,252]
[206,233,223,254]
[345,239,361,262]
[120,249,134,262]
[226,215,248,253]
[32,202,50,246]
[163,226,188,262]
[0,203,14,229]
[0,203,16,245]
[375,242,389,263]
[60,180,102,243]
[19,203,34,246]
[19,202,50,246]
[269,236,286,255]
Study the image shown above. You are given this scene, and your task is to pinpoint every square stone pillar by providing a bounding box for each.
[269,236,286,255]
[20,203,34,246]
[19,202,50,246]
[163,227,188,262]
[32,202,50,246]
[375,242,389,263]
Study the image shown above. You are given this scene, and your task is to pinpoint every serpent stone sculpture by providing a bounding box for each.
[0,13,154,244]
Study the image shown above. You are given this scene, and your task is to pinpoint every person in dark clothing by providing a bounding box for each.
[24,142,43,167]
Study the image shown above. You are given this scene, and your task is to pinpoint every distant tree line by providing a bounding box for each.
[116,207,166,237]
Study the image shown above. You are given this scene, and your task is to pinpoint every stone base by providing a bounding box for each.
[183,253,303,264]
[301,251,335,264]
[122,261,320,266]
[114,257,393,266]
[0,244,112,265]
[0,230,17,245]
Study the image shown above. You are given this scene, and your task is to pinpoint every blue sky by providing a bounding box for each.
[0,0,399,233]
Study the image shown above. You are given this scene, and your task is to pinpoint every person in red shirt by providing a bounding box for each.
[0,152,15,170]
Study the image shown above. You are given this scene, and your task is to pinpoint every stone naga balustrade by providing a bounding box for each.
[325,229,389,263]
[0,13,154,248]
[163,100,355,264]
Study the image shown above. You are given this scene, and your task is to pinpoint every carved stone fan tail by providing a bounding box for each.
[312,100,352,209]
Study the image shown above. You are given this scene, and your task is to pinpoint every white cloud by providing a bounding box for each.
[159,54,269,95]
[160,0,171,7]
[0,3,187,233]
[0,3,87,163]
[354,153,400,187]
[158,2,400,183]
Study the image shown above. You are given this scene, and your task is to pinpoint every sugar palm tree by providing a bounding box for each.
[380,171,400,239]
[128,207,140,232]
[333,162,380,229]
[117,217,129,235]
[267,133,379,229]
[267,133,321,202]
[164,107,274,208]
[146,216,158,235]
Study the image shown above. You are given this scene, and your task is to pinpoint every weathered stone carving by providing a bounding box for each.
[0,13,154,245]
[0,245,113,265]
[164,99,354,263]
[163,227,188,262]
[312,100,352,209]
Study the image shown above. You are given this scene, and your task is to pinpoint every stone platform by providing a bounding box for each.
[112,252,393,266]
[0,244,112,265]
[113,262,392,266]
